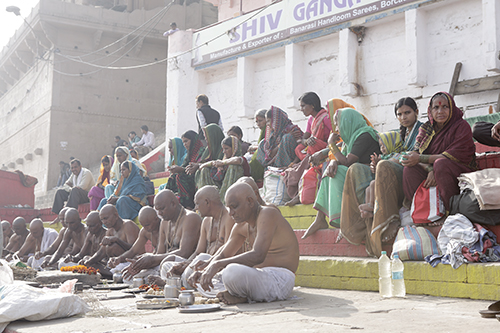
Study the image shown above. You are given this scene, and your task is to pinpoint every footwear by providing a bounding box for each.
[479,300,500,318]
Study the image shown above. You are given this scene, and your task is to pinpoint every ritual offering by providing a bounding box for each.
[60,265,100,275]
[136,298,179,310]
[142,285,164,298]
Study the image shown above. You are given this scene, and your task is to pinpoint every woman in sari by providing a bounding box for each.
[402,92,476,212]
[88,155,113,210]
[168,137,187,167]
[105,147,146,199]
[98,161,147,220]
[194,124,225,187]
[248,109,267,184]
[255,106,302,169]
[302,108,380,239]
[164,130,206,209]
[341,97,423,256]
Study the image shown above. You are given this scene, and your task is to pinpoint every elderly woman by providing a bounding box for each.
[248,109,267,184]
[98,161,147,220]
[163,130,206,209]
[105,147,146,200]
[255,106,302,169]
[302,108,380,239]
[341,97,423,256]
[88,155,113,210]
[401,92,476,214]
[197,136,250,202]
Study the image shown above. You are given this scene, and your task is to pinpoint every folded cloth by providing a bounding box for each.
[458,169,500,210]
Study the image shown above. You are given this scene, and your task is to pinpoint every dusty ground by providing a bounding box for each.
[5,287,500,332]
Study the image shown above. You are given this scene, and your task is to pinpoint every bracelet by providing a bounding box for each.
[328,144,340,154]
[419,154,431,163]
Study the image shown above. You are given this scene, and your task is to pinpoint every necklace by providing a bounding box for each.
[207,207,224,252]
[166,206,185,251]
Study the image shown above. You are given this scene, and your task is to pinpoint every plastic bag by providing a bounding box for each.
[0,260,13,286]
[410,183,445,224]
[262,168,290,205]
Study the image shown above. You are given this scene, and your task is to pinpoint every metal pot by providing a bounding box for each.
[164,285,179,298]
[133,277,144,288]
[113,272,123,284]
[178,290,195,306]
[165,276,182,289]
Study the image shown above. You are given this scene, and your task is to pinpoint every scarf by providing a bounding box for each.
[262,106,296,160]
[169,137,187,167]
[110,147,146,181]
[337,108,378,155]
[97,155,113,186]
[114,161,147,205]
[403,120,423,151]
[200,124,225,162]
[378,131,403,155]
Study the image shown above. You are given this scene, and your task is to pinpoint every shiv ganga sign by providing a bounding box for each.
[191,0,421,67]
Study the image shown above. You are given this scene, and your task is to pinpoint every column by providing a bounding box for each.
[285,43,304,110]
[339,28,358,97]
[483,0,500,72]
[405,8,427,86]
[236,56,255,118]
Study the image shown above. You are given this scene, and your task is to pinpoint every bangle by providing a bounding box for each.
[328,144,340,154]
[419,154,431,163]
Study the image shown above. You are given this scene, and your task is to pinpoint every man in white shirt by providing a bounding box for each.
[196,94,224,135]
[51,159,95,217]
[133,125,155,157]
[163,22,179,36]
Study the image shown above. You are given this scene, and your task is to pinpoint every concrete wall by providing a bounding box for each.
[166,0,500,151]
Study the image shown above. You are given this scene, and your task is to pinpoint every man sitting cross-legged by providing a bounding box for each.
[121,189,201,282]
[188,182,299,305]
[44,208,88,269]
[2,221,13,251]
[87,204,140,275]
[150,186,236,288]
[4,217,29,259]
[34,207,74,264]
[60,211,108,277]
[13,219,58,268]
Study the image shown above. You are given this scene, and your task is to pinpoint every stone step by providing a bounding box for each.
[296,256,500,301]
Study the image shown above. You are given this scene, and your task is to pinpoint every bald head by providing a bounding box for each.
[99,204,119,229]
[154,189,177,206]
[225,183,259,223]
[86,211,103,235]
[237,177,267,206]
[195,186,222,204]
[226,182,257,203]
[29,218,45,239]
[100,204,118,217]
[138,206,160,232]
[12,217,27,234]
[65,208,82,232]
[2,221,11,233]
[154,189,179,220]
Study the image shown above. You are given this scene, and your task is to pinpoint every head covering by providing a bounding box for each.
[200,124,225,162]
[114,161,147,203]
[223,136,242,159]
[111,146,146,181]
[96,155,113,186]
[378,131,403,155]
[337,108,378,155]
[169,137,187,167]
[262,106,294,160]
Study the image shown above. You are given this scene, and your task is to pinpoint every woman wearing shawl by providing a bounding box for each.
[164,130,206,209]
[88,155,113,210]
[168,137,187,167]
[248,109,267,184]
[302,108,380,239]
[98,161,147,220]
[105,147,146,199]
[402,92,476,213]
[194,124,225,187]
[341,97,423,256]
[197,136,250,202]
[255,106,302,168]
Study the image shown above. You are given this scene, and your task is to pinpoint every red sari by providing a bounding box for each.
[403,92,476,210]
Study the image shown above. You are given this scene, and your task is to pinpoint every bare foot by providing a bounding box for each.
[216,290,246,305]
[285,195,301,207]
[147,275,165,287]
[359,203,374,218]
[381,219,401,243]
[302,212,328,239]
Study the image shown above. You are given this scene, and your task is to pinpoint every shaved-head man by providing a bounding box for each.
[45,208,88,268]
[89,204,140,274]
[36,207,73,263]
[11,218,58,268]
[2,221,13,250]
[4,217,29,259]
[153,186,236,288]
[236,177,278,209]
[188,183,299,305]
[121,190,201,282]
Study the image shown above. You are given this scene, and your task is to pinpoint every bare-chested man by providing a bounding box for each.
[122,190,201,281]
[153,186,236,288]
[45,208,88,268]
[4,217,29,259]
[2,221,13,250]
[116,206,163,281]
[35,207,73,263]
[236,177,278,209]
[91,204,139,274]
[188,182,299,305]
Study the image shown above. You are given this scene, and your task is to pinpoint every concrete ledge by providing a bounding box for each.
[296,256,500,301]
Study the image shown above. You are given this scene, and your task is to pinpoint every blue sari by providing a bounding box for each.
[169,137,187,167]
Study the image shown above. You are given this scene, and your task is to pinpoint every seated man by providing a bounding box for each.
[153,186,236,287]
[2,221,13,250]
[11,219,59,269]
[473,120,500,147]
[128,131,141,149]
[62,211,108,276]
[112,206,162,281]
[4,217,29,259]
[44,208,88,268]
[121,190,201,281]
[91,204,140,274]
[236,177,278,209]
[132,125,155,157]
[51,159,95,222]
[38,208,74,262]
[188,183,299,305]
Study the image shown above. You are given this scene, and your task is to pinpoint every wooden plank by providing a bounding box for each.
[454,74,500,96]
[448,62,462,97]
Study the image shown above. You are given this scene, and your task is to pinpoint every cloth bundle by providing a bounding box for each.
[458,168,500,210]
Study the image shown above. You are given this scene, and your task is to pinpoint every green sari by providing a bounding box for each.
[249,127,266,182]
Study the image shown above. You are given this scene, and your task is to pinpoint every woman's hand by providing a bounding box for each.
[185,163,200,175]
[310,150,327,166]
[168,165,184,174]
[423,170,437,188]
[305,136,316,147]
[328,132,341,146]
[199,162,212,170]
[400,152,420,167]
[324,160,339,178]
[291,128,302,141]
[370,153,381,174]
[248,145,258,154]
[213,160,224,168]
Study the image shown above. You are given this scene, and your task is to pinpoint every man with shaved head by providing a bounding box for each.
[91,204,140,273]
[2,221,13,251]
[122,189,201,282]
[45,208,88,268]
[154,185,236,288]
[4,217,29,259]
[236,177,278,209]
[188,182,299,305]
[12,219,58,268]
[35,207,73,264]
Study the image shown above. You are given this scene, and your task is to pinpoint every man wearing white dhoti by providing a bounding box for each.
[188,183,300,304]
[19,219,59,270]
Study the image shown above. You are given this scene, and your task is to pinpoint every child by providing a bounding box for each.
[359,131,403,218]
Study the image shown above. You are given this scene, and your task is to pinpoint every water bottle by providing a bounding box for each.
[378,251,392,298]
[391,254,406,297]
